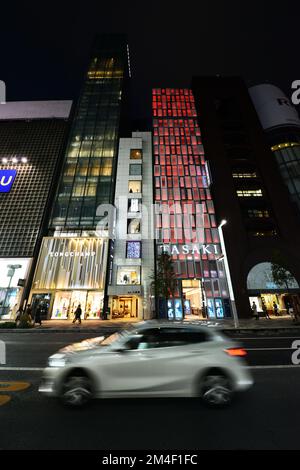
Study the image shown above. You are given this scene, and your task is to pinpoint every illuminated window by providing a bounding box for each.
[129,180,142,193]
[232,172,257,178]
[130,149,142,160]
[236,190,263,197]
[247,209,270,218]
[250,230,277,237]
[72,184,85,197]
[84,183,97,197]
[117,266,141,285]
[128,199,140,212]
[271,142,300,152]
[127,219,141,234]
[126,241,141,259]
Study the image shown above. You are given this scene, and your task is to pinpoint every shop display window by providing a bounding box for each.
[117,267,141,285]
[128,180,141,193]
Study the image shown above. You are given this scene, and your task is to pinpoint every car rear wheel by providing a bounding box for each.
[201,372,233,408]
[61,374,93,408]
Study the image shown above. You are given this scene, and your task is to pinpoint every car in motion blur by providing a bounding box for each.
[39,322,253,408]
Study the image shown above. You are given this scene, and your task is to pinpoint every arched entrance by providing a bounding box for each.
[247,262,300,318]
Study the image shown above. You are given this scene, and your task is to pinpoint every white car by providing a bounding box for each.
[39,322,253,408]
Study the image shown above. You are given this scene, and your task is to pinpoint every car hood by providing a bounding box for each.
[59,336,106,354]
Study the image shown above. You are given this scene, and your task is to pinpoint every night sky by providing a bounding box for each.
[1,1,299,121]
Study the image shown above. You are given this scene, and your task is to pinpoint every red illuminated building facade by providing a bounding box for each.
[152,88,232,320]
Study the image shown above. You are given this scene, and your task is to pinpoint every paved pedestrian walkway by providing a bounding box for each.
[1,313,300,333]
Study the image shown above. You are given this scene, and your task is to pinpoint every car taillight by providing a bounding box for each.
[225,348,247,357]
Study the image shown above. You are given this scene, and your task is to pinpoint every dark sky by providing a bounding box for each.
[1,0,299,120]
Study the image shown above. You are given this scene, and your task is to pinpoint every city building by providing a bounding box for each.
[152,88,232,320]
[29,34,130,320]
[107,132,155,320]
[191,76,300,318]
[249,83,300,215]
[0,100,72,319]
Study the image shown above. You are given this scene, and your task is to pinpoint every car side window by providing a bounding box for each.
[123,335,144,350]
[122,329,210,350]
[141,329,210,349]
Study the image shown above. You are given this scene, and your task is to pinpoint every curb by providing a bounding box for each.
[222,327,300,336]
[1,326,300,335]
[0,326,125,333]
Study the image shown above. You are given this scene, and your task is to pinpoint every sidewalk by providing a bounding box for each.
[1,316,300,334]
[0,318,140,333]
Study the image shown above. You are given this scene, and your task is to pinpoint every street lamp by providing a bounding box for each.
[0,264,22,318]
[218,220,239,328]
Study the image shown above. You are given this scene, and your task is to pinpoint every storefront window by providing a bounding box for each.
[129,180,142,193]
[127,219,141,234]
[51,290,103,320]
[117,267,141,285]
[130,149,142,160]
[128,199,140,212]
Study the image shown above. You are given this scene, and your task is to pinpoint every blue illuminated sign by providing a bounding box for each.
[0,169,17,193]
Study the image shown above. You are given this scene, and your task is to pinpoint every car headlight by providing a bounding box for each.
[48,354,67,368]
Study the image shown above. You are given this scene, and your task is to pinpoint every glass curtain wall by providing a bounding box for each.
[152,88,230,318]
[50,36,128,231]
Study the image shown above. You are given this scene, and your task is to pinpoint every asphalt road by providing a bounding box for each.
[0,331,300,450]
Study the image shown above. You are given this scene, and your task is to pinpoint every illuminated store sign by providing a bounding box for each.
[49,251,96,258]
[0,169,17,193]
[160,244,221,256]
[34,237,109,290]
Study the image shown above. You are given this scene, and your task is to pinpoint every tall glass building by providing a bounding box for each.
[50,34,129,231]
[30,35,130,320]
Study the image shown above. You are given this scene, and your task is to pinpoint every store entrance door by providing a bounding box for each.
[112,297,138,319]
[31,294,51,320]
[182,280,205,319]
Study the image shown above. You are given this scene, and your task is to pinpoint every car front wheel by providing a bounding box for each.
[201,372,233,408]
[61,373,93,408]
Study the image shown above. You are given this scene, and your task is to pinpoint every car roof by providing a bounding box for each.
[132,321,218,334]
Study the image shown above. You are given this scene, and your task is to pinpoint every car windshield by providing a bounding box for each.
[100,329,131,346]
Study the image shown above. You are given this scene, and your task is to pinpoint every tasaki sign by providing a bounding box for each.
[0,169,17,193]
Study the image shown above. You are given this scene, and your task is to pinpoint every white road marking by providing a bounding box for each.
[3,341,82,345]
[235,336,300,340]
[249,365,300,369]
[246,347,294,351]
[0,367,44,371]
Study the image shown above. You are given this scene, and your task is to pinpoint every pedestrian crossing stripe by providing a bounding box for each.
[0,382,30,392]
[0,395,11,406]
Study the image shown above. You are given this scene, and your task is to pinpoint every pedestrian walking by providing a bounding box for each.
[72,304,82,324]
[34,305,42,326]
[15,307,23,326]
[273,301,279,317]
[262,300,270,319]
[251,301,259,320]
[25,304,33,323]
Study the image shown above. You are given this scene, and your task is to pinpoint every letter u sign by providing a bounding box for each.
[0,169,17,193]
